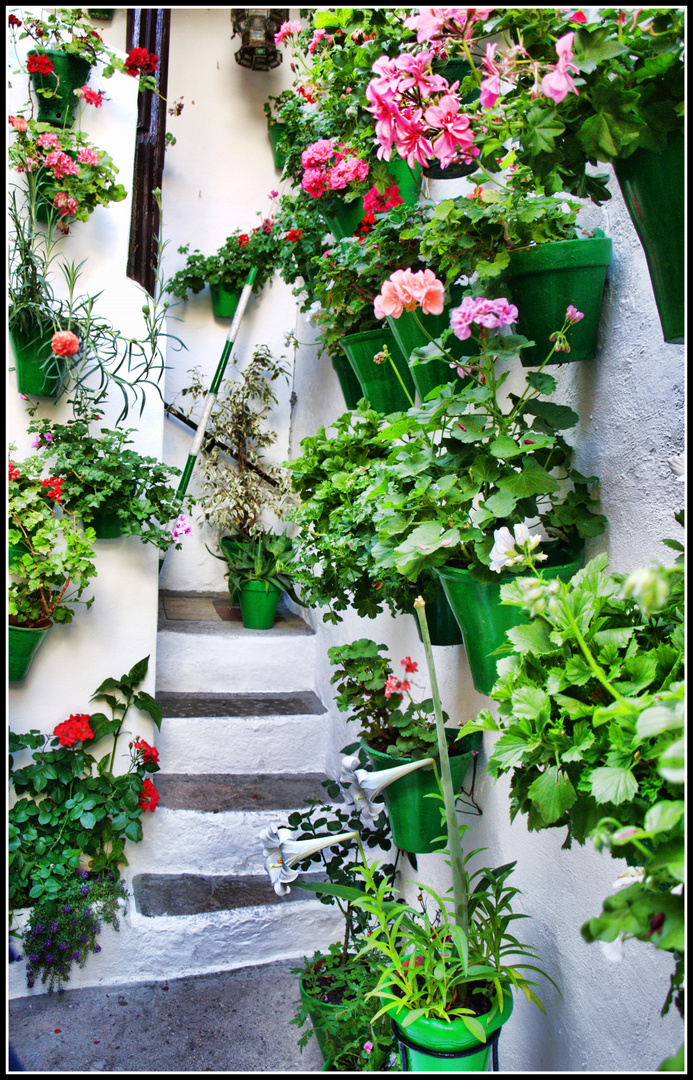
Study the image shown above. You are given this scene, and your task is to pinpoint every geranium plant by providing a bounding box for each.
[165,219,278,303]
[8,116,127,229]
[26,408,193,552]
[9,451,97,628]
[9,655,162,991]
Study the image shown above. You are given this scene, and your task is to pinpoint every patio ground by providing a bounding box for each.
[8,959,324,1072]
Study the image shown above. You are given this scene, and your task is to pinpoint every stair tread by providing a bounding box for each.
[155,690,327,718]
[153,772,331,811]
[133,872,327,917]
[158,592,313,635]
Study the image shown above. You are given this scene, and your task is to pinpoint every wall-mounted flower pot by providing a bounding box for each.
[386,157,422,206]
[614,132,684,344]
[299,968,370,1067]
[435,546,584,696]
[9,322,63,398]
[413,587,463,647]
[362,730,481,853]
[331,353,364,410]
[88,10,115,21]
[500,234,613,366]
[238,580,282,629]
[386,284,474,378]
[9,621,52,683]
[209,285,240,319]
[28,49,92,128]
[267,120,287,171]
[320,197,365,240]
[388,982,513,1071]
[82,508,123,539]
[339,327,415,414]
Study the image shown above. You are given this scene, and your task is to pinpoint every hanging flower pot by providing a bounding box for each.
[28,49,92,128]
[320,197,365,241]
[413,587,463,647]
[362,730,481,853]
[386,284,474,389]
[435,545,584,696]
[238,580,282,629]
[500,234,613,366]
[82,508,123,539]
[9,322,64,398]
[87,9,115,20]
[9,620,53,683]
[613,132,684,344]
[209,285,241,320]
[331,353,364,411]
[339,327,415,414]
[386,157,422,207]
[387,982,513,1071]
[267,120,287,171]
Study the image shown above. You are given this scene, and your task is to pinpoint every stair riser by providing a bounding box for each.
[126,808,342,877]
[9,901,344,998]
[157,632,317,693]
[155,715,330,774]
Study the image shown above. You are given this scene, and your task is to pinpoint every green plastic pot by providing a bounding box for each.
[28,49,92,128]
[331,353,364,410]
[238,579,282,629]
[339,327,415,414]
[614,132,684,344]
[299,971,371,1067]
[267,121,287,171]
[83,508,123,539]
[209,285,240,320]
[88,9,115,20]
[9,622,52,683]
[320,197,365,240]
[413,588,463,647]
[500,234,613,366]
[386,157,422,206]
[386,284,474,380]
[388,985,513,1072]
[9,322,64,398]
[435,546,584,696]
[362,730,482,853]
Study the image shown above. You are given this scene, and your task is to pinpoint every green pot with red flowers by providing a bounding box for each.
[165,223,278,312]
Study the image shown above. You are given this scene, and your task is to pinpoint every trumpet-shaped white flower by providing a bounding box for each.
[340,753,435,825]
[600,933,625,963]
[612,866,645,890]
[259,825,359,896]
[489,523,545,573]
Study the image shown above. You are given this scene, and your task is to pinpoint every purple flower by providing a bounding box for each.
[31,434,42,449]
[49,921,59,932]
[80,884,89,895]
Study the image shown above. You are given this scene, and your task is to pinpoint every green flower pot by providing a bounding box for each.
[388,985,513,1072]
[238,579,282,629]
[9,322,63,398]
[88,9,115,20]
[500,235,613,366]
[614,132,684,344]
[28,49,92,128]
[413,588,463,647]
[9,622,52,683]
[320,197,365,241]
[339,327,415,414]
[435,546,584,696]
[386,284,474,379]
[299,971,371,1067]
[210,285,240,320]
[267,120,287,171]
[362,730,482,854]
[386,157,422,206]
[83,508,123,539]
[331,353,364,410]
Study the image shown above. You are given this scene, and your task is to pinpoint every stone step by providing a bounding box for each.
[153,772,329,812]
[155,690,327,718]
[132,872,327,917]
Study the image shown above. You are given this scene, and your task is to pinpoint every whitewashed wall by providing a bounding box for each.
[8,17,160,757]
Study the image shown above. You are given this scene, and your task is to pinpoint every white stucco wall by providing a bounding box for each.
[8,18,160,754]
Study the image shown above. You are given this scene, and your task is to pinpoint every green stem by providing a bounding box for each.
[561,603,636,710]
[386,350,415,408]
[410,309,459,368]
[414,598,468,937]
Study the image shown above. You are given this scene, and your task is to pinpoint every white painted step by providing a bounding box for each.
[155,713,330,774]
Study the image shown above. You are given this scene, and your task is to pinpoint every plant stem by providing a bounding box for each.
[385,348,415,408]
[561,602,636,710]
[411,309,459,368]
[414,598,469,937]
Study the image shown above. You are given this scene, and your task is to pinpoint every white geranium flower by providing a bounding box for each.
[340,754,435,825]
[600,934,625,963]
[489,526,518,572]
[668,452,685,482]
[612,866,645,890]
[259,825,358,896]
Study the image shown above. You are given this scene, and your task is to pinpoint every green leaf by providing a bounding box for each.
[589,766,638,805]
[643,800,684,837]
[79,811,97,829]
[497,456,559,497]
[658,737,684,784]
[505,620,557,656]
[521,399,579,429]
[489,734,532,770]
[527,766,577,824]
[525,371,557,395]
[522,106,565,156]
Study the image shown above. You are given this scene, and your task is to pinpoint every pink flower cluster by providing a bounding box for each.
[274,19,303,46]
[403,8,493,50]
[53,191,78,217]
[450,296,519,340]
[300,139,369,199]
[479,30,581,109]
[366,52,478,170]
[374,268,445,321]
[76,85,104,108]
[171,513,192,541]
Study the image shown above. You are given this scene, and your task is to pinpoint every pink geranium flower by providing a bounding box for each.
[301,139,335,168]
[425,95,478,167]
[540,31,580,103]
[301,167,329,198]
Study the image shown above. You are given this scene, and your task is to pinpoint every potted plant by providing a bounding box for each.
[330,638,481,854]
[220,529,303,630]
[10,656,162,990]
[9,6,168,127]
[165,218,278,318]
[416,181,612,366]
[8,453,97,681]
[365,286,606,694]
[26,408,193,550]
[273,191,330,306]
[8,116,128,230]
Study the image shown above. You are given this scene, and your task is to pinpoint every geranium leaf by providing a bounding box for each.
[589,766,638,805]
[528,766,577,823]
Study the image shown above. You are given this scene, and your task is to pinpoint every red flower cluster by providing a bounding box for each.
[9,14,22,28]
[285,228,303,243]
[131,737,160,764]
[357,210,376,238]
[41,476,64,503]
[27,52,55,76]
[401,657,418,673]
[9,461,21,482]
[54,714,94,747]
[79,86,104,108]
[362,183,404,214]
[125,47,158,77]
[238,234,250,247]
[296,83,317,104]
[138,778,160,812]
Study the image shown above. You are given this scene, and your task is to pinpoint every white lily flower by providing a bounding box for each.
[259,825,359,896]
[340,754,435,825]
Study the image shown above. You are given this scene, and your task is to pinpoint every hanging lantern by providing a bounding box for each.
[231,9,289,71]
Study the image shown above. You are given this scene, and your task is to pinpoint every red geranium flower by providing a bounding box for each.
[138,778,160,812]
[132,737,160,764]
[27,53,55,76]
[238,234,250,247]
[125,47,158,77]
[285,229,303,243]
[41,476,65,503]
[9,14,22,27]
[9,461,21,482]
[401,657,418,674]
[54,714,94,747]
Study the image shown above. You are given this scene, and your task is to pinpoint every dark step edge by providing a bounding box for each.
[154,691,327,718]
[132,872,329,918]
[152,772,335,813]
